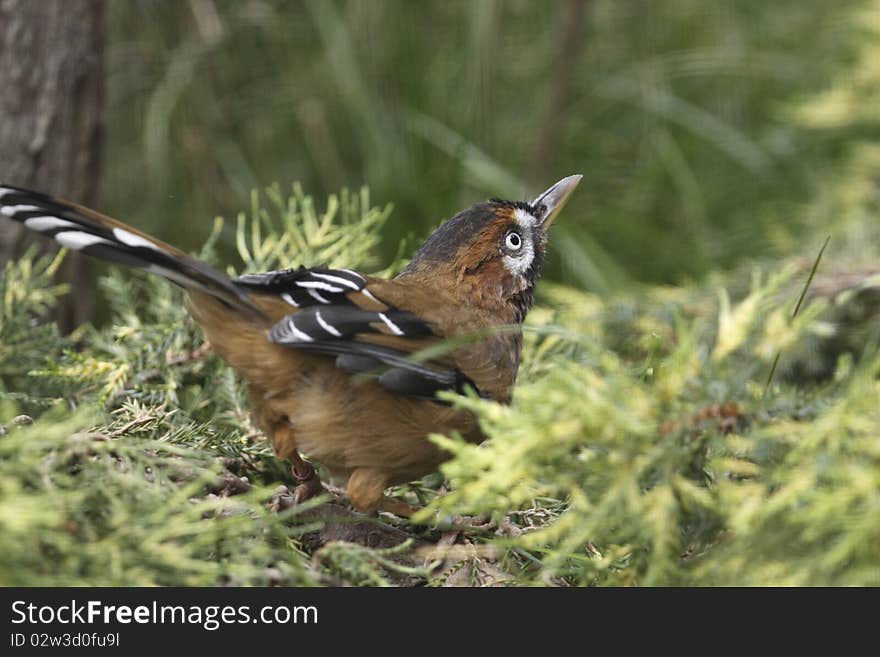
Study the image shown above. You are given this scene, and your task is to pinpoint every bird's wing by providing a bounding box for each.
[234,268,486,401]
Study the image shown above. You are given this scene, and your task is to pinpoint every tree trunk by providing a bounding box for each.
[0,0,104,331]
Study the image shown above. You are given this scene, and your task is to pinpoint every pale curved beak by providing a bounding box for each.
[531,174,583,228]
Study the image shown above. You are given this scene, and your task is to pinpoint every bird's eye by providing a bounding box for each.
[505,231,523,251]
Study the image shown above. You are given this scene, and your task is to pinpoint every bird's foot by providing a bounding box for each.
[269,462,325,512]
[377,495,423,519]
[291,461,324,505]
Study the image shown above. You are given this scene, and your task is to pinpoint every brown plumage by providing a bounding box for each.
[0,176,581,516]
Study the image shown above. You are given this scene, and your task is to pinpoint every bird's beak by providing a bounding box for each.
[531,174,582,228]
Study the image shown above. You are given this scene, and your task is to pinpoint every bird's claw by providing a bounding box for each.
[269,463,325,512]
[291,474,324,505]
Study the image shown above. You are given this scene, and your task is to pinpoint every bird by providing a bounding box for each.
[0,175,581,516]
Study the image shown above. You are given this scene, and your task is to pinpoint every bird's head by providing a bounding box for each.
[399,175,582,321]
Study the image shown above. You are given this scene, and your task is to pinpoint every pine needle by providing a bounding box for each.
[763,235,831,396]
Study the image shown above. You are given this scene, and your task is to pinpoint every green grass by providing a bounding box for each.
[101,0,872,294]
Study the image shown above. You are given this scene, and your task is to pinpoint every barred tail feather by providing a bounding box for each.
[0,184,266,320]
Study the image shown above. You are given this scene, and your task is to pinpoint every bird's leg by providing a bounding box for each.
[273,424,323,504]
[347,467,423,518]
[377,496,422,519]
[289,450,323,504]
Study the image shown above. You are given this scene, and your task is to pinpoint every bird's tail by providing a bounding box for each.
[0,184,266,320]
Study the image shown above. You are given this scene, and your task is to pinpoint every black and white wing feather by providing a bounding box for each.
[235,267,477,400]
[235,267,369,307]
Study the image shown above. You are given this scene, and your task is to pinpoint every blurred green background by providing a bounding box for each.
[103,0,877,294]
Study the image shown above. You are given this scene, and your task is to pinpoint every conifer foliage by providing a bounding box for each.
[1,183,879,586]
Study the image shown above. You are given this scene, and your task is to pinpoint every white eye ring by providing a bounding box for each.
[505,231,523,251]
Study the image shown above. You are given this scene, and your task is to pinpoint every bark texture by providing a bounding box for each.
[0,0,104,330]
